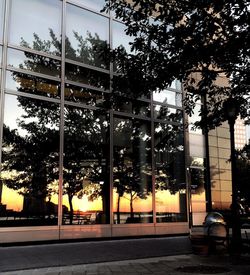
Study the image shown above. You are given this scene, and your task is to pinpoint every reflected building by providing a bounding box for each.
[235,118,247,150]
[0,0,232,243]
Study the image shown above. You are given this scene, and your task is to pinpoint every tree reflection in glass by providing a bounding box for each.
[113,117,152,224]
[9,0,62,56]
[66,4,109,69]
[154,123,187,222]
[0,95,60,226]
[62,107,110,225]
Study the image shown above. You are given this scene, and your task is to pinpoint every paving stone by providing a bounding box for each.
[72,271,86,275]
[59,271,73,275]
[108,266,124,272]
[97,266,111,272]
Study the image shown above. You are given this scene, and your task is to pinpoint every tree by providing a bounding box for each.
[103,0,250,128]
[113,118,152,223]
[1,99,60,224]
[0,29,111,225]
[236,141,250,212]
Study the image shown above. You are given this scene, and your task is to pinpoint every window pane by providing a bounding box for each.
[114,97,151,117]
[65,83,110,108]
[62,107,110,225]
[8,48,61,77]
[189,103,202,134]
[65,63,109,89]
[153,90,182,107]
[0,0,4,42]
[66,4,109,68]
[6,71,61,99]
[72,0,105,11]
[154,123,187,222]
[153,89,176,105]
[0,45,2,66]
[113,117,152,224]
[189,133,205,158]
[190,168,206,212]
[113,21,134,53]
[154,105,183,123]
[0,94,60,226]
[9,0,61,56]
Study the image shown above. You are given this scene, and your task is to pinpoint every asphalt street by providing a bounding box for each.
[0,236,191,273]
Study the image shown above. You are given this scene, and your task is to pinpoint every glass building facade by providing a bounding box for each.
[0,0,229,243]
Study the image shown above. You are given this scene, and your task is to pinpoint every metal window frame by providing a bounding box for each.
[0,0,189,232]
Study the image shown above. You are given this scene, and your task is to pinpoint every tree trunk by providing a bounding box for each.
[130,192,134,219]
[68,194,74,225]
[117,194,121,224]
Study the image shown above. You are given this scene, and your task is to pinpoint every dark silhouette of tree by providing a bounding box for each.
[1,26,184,225]
[0,29,111,225]
[236,142,250,211]
[103,0,250,129]
[1,99,60,223]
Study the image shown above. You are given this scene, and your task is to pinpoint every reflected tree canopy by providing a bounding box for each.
[0,24,186,226]
[0,98,60,226]
[113,117,152,224]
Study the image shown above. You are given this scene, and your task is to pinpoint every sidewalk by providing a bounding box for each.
[2,253,250,275]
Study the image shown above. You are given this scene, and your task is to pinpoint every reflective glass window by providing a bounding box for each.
[0,0,4,42]
[0,94,60,227]
[0,45,2,66]
[114,97,150,117]
[112,21,135,72]
[66,4,109,68]
[8,48,61,77]
[189,103,202,134]
[6,71,61,98]
[65,83,110,108]
[154,123,187,222]
[72,0,105,12]
[113,21,134,53]
[190,168,206,212]
[9,0,62,56]
[62,106,110,225]
[153,89,176,105]
[189,133,205,158]
[153,89,182,107]
[65,63,109,89]
[112,76,151,100]
[170,80,182,91]
[113,117,152,224]
[154,105,183,123]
